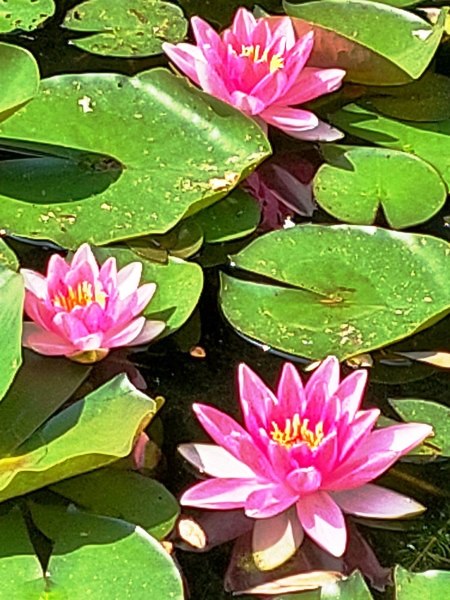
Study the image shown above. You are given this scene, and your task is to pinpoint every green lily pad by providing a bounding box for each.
[0,68,270,249]
[220,225,450,360]
[31,503,184,599]
[63,0,187,58]
[394,565,450,598]
[322,570,373,599]
[94,246,203,337]
[283,0,445,85]
[314,146,447,228]
[0,350,90,455]
[0,42,39,119]
[52,467,179,539]
[0,240,23,402]
[0,0,55,33]
[0,374,161,502]
[363,72,450,122]
[0,508,45,598]
[330,103,450,187]
[194,189,260,243]
[389,398,450,456]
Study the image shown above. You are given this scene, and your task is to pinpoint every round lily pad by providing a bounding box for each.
[314,146,447,229]
[220,225,450,360]
[0,42,39,118]
[0,0,54,33]
[63,0,188,58]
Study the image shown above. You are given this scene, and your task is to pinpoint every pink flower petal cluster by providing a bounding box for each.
[179,357,432,560]
[21,244,165,362]
[163,8,345,140]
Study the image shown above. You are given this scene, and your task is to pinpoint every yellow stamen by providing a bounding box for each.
[53,281,107,312]
[270,414,324,449]
[239,44,284,73]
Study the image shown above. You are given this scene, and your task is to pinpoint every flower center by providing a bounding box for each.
[53,281,107,312]
[239,44,284,73]
[270,414,324,449]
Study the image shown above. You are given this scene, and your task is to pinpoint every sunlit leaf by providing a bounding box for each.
[0,0,55,33]
[63,0,187,58]
[0,42,39,120]
[394,565,450,598]
[314,146,447,228]
[220,225,450,360]
[0,68,270,248]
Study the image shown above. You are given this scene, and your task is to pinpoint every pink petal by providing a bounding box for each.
[132,283,157,316]
[231,7,257,41]
[99,257,118,292]
[265,16,297,50]
[281,32,315,88]
[245,483,297,518]
[162,42,202,85]
[261,105,319,132]
[305,356,340,400]
[336,369,368,420]
[297,491,347,557]
[195,60,231,103]
[70,243,99,277]
[286,467,322,495]
[337,408,380,463]
[191,15,223,49]
[180,478,258,510]
[281,67,345,107]
[126,319,165,346]
[252,508,304,570]
[275,362,307,422]
[178,443,257,479]
[325,450,399,491]
[46,253,70,296]
[229,91,267,115]
[20,269,48,299]
[22,322,77,356]
[287,120,344,141]
[362,423,433,455]
[331,484,426,519]
[24,293,56,331]
[101,316,146,348]
[238,363,277,434]
[116,262,142,298]
[193,403,274,478]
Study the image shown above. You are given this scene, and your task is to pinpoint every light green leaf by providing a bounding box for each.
[314,146,447,228]
[283,0,445,85]
[31,503,184,599]
[52,467,179,539]
[0,508,45,598]
[0,240,23,402]
[0,375,161,502]
[0,0,55,33]
[0,68,270,249]
[0,42,39,119]
[329,103,450,187]
[394,565,450,598]
[322,570,374,599]
[63,0,187,58]
[220,225,450,360]
[0,349,91,455]
[94,246,203,337]
[389,398,450,456]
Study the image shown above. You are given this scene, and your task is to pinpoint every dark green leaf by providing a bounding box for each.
[52,467,179,539]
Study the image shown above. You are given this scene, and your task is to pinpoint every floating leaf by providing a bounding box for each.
[0,68,270,248]
[0,508,45,598]
[52,467,179,540]
[63,0,187,58]
[194,189,260,243]
[0,374,161,502]
[329,103,450,186]
[284,0,445,85]
[0,0,55,33]
[394,565,450,598]
[0,239,23,401]
[321,570,374,599]
[314,146,447,228]
[393,351,450,369]
[363,72,450,122]
[220,225,450,360]
[31,503,184,599]
[0,349,90,455]
[389,398,450,456]
[0,42,39,120]
[94,246,203,337]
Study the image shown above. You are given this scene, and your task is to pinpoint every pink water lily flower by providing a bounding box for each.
[21,244,165,363]
[163,8,345,140]
[179,358,432,566]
